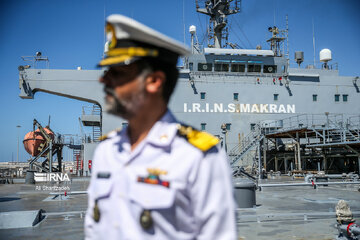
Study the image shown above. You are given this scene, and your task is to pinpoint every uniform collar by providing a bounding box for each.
[145,110,178,147]
[116,110,178,153]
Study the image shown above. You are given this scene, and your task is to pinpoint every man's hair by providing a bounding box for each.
[137,58,179,103]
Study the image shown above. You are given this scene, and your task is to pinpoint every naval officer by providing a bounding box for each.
[85,14,236,240]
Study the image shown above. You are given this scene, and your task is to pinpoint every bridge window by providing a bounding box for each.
[233,93,239,101]
[263,65,277,73]
[335,94,340,102]
[198,63,212,71]
[313,94,318,102]
[200,92,206,100]
[248,64,261,73]
[201,123,206,131]
[214,63,229,72]
[231,64,245,72]
[343,94,348,102]
[226,123,231,131]
[274,94,279,101]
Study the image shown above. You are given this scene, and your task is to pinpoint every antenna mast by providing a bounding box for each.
[312,18,316,66]
[196,0,241,48]
[267,23,287,57]
[286,15,289,59]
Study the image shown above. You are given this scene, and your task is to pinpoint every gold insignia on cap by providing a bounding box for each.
[98,47,159,66]
[97,14,190,67]
[107,47,159,58]
[106,23,117,50]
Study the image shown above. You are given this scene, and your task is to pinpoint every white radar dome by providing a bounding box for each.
[189,25,196,34]
[320,48,332,62]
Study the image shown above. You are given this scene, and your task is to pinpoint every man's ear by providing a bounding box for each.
[145,71,165,94]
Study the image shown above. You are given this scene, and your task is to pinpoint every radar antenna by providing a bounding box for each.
[196,0,241,48]
[267,26,287,57]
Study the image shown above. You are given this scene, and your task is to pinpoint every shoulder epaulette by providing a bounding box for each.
[98,128,121,142]
[98,134,109,141]
[177,124,219,152]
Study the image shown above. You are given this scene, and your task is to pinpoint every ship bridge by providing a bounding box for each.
[187,48,287,76]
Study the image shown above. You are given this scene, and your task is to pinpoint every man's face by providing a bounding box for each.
[100,63,148,119]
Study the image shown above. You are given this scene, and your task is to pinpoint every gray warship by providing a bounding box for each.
[17,0,360,176]
[1,0,359,239]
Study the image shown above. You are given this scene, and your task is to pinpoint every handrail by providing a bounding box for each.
[82,105,101,116]
[228,114,360,169]
[229,124,263,167]
[263,114,360,135]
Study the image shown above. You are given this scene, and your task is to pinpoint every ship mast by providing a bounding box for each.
[196,0,241,48]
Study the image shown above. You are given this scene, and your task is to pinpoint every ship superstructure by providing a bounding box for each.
[18,0,360,177]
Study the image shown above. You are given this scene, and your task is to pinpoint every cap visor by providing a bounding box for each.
[97,55,135,67]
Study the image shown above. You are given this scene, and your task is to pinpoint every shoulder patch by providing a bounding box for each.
[98,128,121,141]
[177,124,219,152]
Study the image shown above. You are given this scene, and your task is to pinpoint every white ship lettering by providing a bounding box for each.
[183,103,296,114]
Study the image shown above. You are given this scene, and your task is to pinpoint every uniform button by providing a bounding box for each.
[140,210,153,229]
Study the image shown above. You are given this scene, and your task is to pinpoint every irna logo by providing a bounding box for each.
[34,173,71,182]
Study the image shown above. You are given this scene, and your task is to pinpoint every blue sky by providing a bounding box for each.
[0,0,359,162]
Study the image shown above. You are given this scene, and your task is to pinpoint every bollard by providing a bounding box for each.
[233,178,256,208]
[25,170,36,184]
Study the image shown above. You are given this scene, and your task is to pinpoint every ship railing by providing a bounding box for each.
[262,114,308,135]
[321,62,338,70]
[82,105,101,116]
[58,134,82,146]
[262,113,349,135]
[347,116,360,143]
[21,54,50,69]
[229,124,261,155]
[190,71,285,79]
[288,60,338,70]
[348,115,360,129]
[306,128,360,147]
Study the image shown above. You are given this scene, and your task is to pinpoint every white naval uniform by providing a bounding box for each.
[85,110,236,240]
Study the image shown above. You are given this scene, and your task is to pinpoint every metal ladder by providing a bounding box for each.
[73,149,81,173]
[92,105,102,142]
[229,125,264,167]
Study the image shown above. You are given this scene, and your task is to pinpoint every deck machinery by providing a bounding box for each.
[24,119,63,173]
